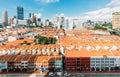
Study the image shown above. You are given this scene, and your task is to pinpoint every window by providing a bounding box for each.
[25,63,28,64]
[96,64,100,66]
[101,58,104,60]
[106,64,109,66]
[67,68,70,70]
[105,58,109,60]
[96,58,100,60]
[110,58,114,60]
[77,58,80,60]
[101,61,104,63]
[91,64,95,66]
[91,58,95,60]
[110,61,114,63]
[96,61,100,63]
[91,61,95,63]
[105,61,109,63]
[110,64,114,66]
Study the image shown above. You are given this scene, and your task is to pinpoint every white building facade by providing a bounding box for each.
[90,56,120,71]
[52,14,65,29]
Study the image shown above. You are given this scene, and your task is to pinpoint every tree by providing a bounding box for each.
[109,29,120,36]
[35,35,57,44]
[94,23,107,30]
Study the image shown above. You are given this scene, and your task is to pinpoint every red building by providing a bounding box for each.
[9,18,14,25]
[65,48,90,72]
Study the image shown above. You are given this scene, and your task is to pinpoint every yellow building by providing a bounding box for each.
[112,12,120,29]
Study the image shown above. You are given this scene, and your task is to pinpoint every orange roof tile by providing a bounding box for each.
[66,48,90,57]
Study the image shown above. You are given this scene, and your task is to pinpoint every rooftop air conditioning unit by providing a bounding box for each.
[86,46,91,51]
[95,46,101,51]
[111,46,118,51]
[104,46,109,50]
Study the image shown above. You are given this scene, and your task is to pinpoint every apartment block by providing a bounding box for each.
[112,12,120,29]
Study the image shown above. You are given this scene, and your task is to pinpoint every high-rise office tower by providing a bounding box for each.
[29,13,31,18]
[35,13,42,25]
[52,14,65,29]
[17,6,24,20]
[2,11,8,26]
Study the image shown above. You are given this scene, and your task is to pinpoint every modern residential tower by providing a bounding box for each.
[53,14,65,29]
[112,12,120,30]
[2,11,8,26]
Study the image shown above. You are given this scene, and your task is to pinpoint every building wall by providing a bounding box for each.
[28,63,36,69]
[8,62,14,69]
[112,15,120,29]
[65,18,83,30]
[10,18,14,26]
[17,6,24,20]
[65,57,90,72]
[115,57,120,67]
[8,36,17,42]
[0,60,7,70]
[65,56,120,72]
[2,11,8,26]
[54,60,63,71]
[65,19,73,30]
[73,19,83,30]
[90,57,115,71]
[21,61,28,69]
[18,20,28,26]
[53,14,65,29]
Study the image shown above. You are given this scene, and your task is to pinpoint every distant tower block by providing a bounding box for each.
[2,11,8,26]
[17,6,24,20]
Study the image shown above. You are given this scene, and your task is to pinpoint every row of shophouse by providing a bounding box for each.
[0,54,63,72]
[65,48,120,72]
[65,56,120,72]
[1,47,120,72]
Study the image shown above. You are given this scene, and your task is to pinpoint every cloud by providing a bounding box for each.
[35,0,59,3]
[107,0,120,8]
[82,0,120,21]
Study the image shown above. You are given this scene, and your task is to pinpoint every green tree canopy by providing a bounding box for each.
[35,35,57,44]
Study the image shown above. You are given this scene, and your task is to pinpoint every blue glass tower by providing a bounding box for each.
[17,6,24,20]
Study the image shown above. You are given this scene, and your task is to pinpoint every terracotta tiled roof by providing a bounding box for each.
[15,55,25,63]
[28,55,38,63]
[66,48,90,57]
[9,55,18,62]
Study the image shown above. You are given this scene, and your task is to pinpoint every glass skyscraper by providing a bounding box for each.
[17,6,24,20]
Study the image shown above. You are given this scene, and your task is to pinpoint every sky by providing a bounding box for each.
[0,0,120,22]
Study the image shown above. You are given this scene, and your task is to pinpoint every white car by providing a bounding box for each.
[49,72,55,76]
[64,72,70,77]
[56,72,62,76]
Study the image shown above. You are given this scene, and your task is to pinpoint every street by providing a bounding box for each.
[0,73,120,77]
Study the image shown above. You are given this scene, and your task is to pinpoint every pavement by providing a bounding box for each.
[0,74,44,77]
[0,73,120,77]
[70,73,120,77]
[1,70,120,77]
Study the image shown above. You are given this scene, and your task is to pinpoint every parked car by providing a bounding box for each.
[63,72,70,77]
[56,72,62,76]
[48,72,55,76]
